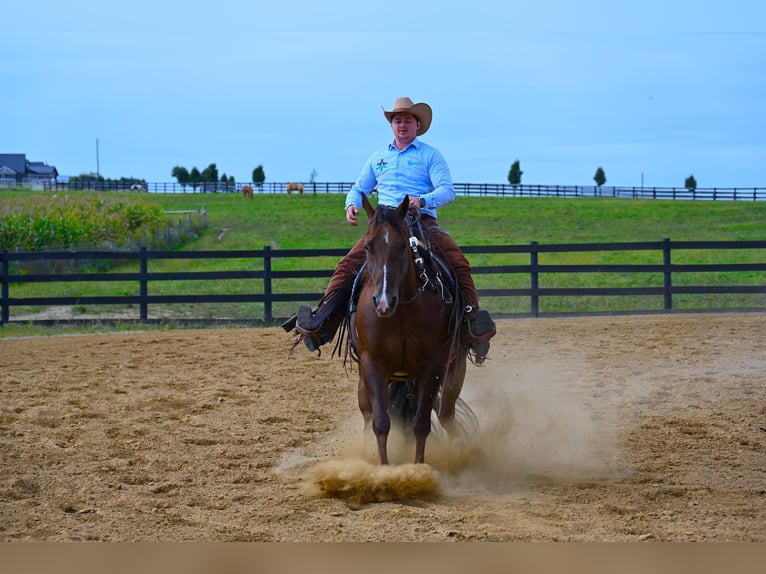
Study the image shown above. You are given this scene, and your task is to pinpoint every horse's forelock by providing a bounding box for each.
[365,206,409,253]
[372,205,406,232]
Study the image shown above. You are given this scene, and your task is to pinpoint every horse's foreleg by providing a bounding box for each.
[359,370,391,465]
[371,403,390,465]
[412,380,439,464]
[371,394,391,465]
[375,434,389,466]
[413,411,432,464]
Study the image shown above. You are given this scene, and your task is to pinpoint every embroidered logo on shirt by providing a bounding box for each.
[375,159,388,172]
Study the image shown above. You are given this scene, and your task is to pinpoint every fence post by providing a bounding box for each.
[263,245,273,322]
[1,251,8,325]
[662,238,672,311]
[530,241,539,317]
[139,246,148,321]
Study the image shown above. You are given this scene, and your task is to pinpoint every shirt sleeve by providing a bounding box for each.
[423,147,455,209]
[345,153,378,211]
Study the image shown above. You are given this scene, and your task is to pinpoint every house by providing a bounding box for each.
[0,154,59,186]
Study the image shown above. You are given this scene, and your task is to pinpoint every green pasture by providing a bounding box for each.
[1,188,765,334]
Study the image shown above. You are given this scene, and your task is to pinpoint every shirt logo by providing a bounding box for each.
[375,159,388,172]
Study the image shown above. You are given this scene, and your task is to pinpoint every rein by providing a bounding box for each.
[399,212,452,306]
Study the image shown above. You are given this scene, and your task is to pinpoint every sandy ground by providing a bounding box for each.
[1,313,764,541]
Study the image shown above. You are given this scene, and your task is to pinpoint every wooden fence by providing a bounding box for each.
[2,240,766,325]
[35,180,766,201]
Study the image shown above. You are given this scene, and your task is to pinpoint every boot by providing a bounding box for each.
[284,280,355,353]
[466,307,496,364]
[296,305,322,352]
[294,304,344,353]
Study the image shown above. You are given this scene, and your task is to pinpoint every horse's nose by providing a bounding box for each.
[373,294,387,315]
[373,294,397,317]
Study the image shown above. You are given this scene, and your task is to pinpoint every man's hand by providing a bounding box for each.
[346,205,359,226]
[408,196,421,211]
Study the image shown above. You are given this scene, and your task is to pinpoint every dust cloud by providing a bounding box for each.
[300,460,440,502]
[297,357,624,501]
[449,360,624,488]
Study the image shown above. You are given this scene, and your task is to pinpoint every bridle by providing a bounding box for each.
[401,210,452,306]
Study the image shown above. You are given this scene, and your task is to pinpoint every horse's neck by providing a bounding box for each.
[399,258,419,296]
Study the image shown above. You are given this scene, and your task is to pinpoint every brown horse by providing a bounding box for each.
[286,182,305,196]
[349,194,469,465]
[241,184,253,199]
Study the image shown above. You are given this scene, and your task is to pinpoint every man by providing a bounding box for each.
[288,97,496,363]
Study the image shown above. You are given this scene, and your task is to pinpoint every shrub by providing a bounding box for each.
[0,194,170,251]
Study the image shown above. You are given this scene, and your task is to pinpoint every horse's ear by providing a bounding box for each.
[362,193,375,219]
[397,195,410,219]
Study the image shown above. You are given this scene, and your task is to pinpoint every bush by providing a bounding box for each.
[0,194,171,251]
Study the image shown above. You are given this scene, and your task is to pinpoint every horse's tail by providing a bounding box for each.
[388,379,418,427]
[440,395,478,434]
[387,380,479,439]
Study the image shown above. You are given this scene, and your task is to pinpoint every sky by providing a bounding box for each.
[2,1,765,189]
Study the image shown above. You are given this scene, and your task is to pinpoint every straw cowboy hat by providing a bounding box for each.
[382,97,432,136]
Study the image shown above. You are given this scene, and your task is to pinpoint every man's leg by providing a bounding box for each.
[292,237,366,352]
[426,221,496,363]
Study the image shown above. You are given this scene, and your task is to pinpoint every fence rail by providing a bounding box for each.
[2,239,766,325]
[7,179,765,201]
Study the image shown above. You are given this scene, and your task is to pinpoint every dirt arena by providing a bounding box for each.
[1,313,764,541]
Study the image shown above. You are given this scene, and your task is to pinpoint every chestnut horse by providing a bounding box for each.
[349,194,469,465]
[241,184,254,199]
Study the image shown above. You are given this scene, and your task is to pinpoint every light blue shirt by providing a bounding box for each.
[345,138,455,219]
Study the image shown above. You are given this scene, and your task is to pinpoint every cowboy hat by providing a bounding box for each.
[382,97,432,136]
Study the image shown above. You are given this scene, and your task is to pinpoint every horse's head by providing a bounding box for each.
[361,194,412,318]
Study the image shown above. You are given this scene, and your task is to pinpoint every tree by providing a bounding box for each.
[507,160,523,187]
[199,163,218,193]
[218,174,235,193]
[171,166,190,191]
[201,163,218,182]
[685,174,697,192]
[252,165,265,187]
[190,167,201,192]
[593,166,606,188]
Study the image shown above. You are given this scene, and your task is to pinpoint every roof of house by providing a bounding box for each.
[0,154,58,178]
[27,161,58,177]
[0,154,27,175]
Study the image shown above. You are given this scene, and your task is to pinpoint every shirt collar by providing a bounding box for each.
[388,137,420,152]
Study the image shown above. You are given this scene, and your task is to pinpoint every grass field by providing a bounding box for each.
[2,189,765,333]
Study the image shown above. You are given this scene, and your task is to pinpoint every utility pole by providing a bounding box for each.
[96,138,100,177]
